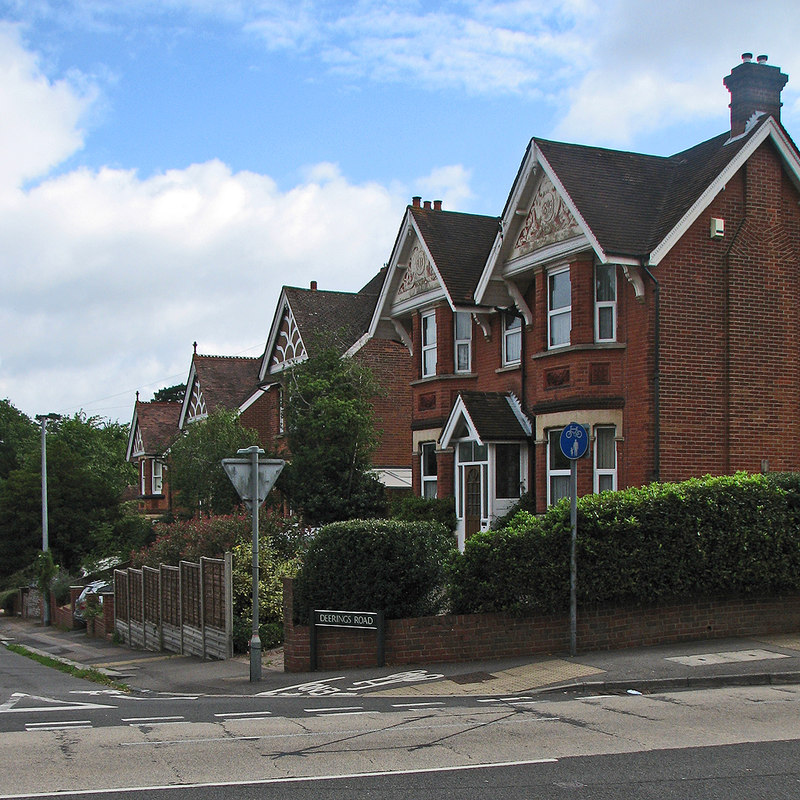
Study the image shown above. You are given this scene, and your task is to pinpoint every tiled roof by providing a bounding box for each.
[410,207,500,303]
[193,355,261,411]
[536,117,769,257]
[135,401,181,453]
[459,391,530,441]
[283,282,379,356]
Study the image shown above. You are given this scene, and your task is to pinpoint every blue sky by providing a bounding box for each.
[1,0,798,422]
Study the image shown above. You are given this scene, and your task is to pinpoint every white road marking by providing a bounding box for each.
[121,716,185,723]
[215,711,272,718]
[304,706,364,713]
[391,702,445,708]
[0,758,559,797]
[0,692,115,713]
[666,649,790,667]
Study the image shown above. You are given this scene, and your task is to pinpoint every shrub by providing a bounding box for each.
[449,472,800,615]
[391,495,457,531]
[293,518,457,622]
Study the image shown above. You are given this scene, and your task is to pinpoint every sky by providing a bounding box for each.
[1,0,798,424]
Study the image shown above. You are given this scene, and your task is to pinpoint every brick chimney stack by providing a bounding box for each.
[724,52,788,136]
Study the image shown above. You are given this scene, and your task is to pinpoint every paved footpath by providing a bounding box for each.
[3,614,800,699]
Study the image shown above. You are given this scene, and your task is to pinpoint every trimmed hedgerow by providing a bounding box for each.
[448,472,800,615]
[293,519,457,622]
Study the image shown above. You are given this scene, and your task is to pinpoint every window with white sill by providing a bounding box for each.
[548,268,571,348]
[421,311,437,377]
[593,426,617,493]
[595,264,617,342]
[421,442,438,498]
[503,311,522,365]
[454,312,472,373]
[547,429,571,506]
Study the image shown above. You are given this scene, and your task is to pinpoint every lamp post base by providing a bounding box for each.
[249,633,262,682]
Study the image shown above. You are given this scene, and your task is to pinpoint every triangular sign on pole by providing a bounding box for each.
[222,458,284,510]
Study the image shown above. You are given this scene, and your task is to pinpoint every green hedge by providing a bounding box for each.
[293,519,457,622]
[448,472,800,615]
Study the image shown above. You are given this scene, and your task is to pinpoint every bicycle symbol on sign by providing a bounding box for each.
[560,422,588,459]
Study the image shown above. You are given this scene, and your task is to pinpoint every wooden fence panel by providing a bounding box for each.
[113,557,232,660]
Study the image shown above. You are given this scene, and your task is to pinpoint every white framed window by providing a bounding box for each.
[595,264,617,342]
[140,461,147,496]
[454,312,472,373]
[547,429,571,506]
[152,460,163,495]
[548,268,571,348]
[594,426,617,493]
[503,311,522,365]
[421,442,438,498]
[278,386,285,434]
[421,311,437,377]
[455,440,488,520]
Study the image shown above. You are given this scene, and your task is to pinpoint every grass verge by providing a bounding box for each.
[4,642,130,692]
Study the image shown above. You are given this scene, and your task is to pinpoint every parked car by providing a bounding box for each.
[73,580,112,627]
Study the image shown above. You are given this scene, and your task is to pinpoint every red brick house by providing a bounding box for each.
[369,54,800,548]
[125,397,181,518]
[245,273,413,496]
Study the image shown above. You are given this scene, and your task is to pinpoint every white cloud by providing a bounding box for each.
[414,164,474,211]
[0,28,435,421]
[0,23,94,189]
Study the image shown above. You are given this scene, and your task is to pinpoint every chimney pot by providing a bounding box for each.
[412,196,422,208]
[724,54,788,136]
[433,200,442,211]
[423,200,432,210]
[310,280,317,291]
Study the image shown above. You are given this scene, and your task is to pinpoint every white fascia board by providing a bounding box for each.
[537,150,608,264]
[259,288,292,381]
[439,394,482,449]
[239,384,272,414]
[475,143,536,303]
[125,407,139,462]
[475,144,608,304]
[368,209,415,338]
[650,119,800,266]
[178,362,198,430]
[502,234,593,279]
[344,332,370,358]
[507,394,533,437]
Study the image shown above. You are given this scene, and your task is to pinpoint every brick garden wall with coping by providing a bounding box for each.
[282,577,800,672]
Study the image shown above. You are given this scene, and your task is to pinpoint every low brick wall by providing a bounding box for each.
[282,578,800,672]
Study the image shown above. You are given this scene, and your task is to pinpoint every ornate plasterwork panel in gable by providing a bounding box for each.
[511,173,582,260]
[394,245,439,305]
[269,306,306,373]
[187,377,207,423]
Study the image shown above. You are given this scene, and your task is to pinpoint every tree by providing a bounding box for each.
[0,399,37,480]
[0,412,138,582]
[282,343,387,524]
[153,384,186,403]
[168,409,261,516]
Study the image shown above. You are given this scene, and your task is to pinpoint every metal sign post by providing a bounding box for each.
[559,422,589,658]
[222,448,284,682]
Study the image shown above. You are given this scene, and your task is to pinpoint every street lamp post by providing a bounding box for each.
[35,413,61,626]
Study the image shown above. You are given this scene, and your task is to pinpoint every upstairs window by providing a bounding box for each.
[421,442,438,498]
[421,311,437,377]
[503,311,522,365]
[152,460,164,495]
[454,312,472,373]
[595,264,617,342]
[548,268,571,348]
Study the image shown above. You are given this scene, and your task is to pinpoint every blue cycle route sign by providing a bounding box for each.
[560,421,589,460]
